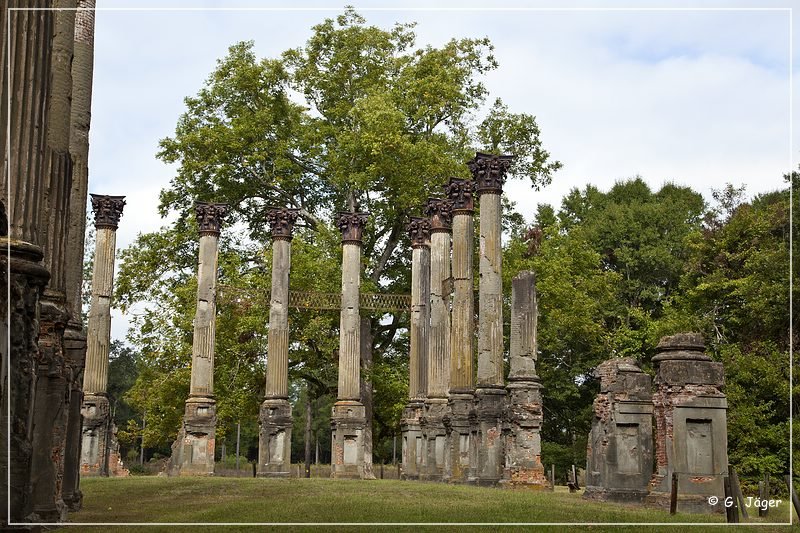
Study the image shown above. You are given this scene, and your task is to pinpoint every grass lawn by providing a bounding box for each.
[67,477,794,532]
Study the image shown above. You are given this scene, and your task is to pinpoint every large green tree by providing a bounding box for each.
[116,9,560,473]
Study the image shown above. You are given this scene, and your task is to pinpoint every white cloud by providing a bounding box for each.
[87,3,796,340]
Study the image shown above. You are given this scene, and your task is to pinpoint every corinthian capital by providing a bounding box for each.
[195,202,228,236]
[407,217,431,248]
[337,211,369,244]
[266,207,300,241]
[90,194,126,230]
[467,152,514,195]
[425,197,452,233]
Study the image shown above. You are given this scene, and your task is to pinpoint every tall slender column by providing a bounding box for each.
[168,202,227,476]
[63,0,96,510]
[401,217,430,480]
[444,178,477,482]
[331,212,369,479]
[258,208,299,477]
[501,271,549,490]
[421,197,451,481]
[1,4,55,523]
[31,1,76,521]
[80,195,125,479]
[470,151,514,485]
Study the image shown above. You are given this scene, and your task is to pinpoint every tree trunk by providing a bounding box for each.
[360,316,376,479]
[304,386,312,478]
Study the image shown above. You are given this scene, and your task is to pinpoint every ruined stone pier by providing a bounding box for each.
[2,7,57,522]
[444,178,477,483]
[502,271,548,490]
[29,2,77,521]
[168,202,227,476]
[80,195,126,479]
[258,208,299,477]
[331,212,369,479]
[421,198,452,481]
[401,217,430,480]
[62,0,98,511]
[584,358,652,502]
[646,333,728,513]
[470,152,514,485]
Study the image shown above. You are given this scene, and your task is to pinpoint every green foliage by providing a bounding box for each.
[116,8,560,462]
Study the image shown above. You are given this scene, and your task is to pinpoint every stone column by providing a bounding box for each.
[470,151,514,486]
[444,178,477,483]
[331,212,369,479]
[646,333,728,513]
[62,0,97,511]
[1,4,55,523]
[258,208,299,477]
[80,195,125,479]
[168,202,227,476]
[501,271,549,490]
[30,1,76,522]
[401,217,430,480]
[584,358,652,502]
[420,197,451,481]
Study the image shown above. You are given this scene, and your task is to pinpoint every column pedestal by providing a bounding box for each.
[169,396,216,476]
[62,326,85,509]
[420,398,449,481]
[445,392,476,483]
[501,381,549,490]
[79,393,110,476]
[331,401,366,479]
[5,240,51,523]
[400,399,424,480]
[475,386,506,486]
[257,398,293,477]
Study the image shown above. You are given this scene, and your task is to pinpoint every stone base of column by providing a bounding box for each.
[400,399,424,480]
[585,487,650,503]
[80,393,110,476]
[31,296,69,523]
[62,326,86,511]
[4,239,50,523]
[331,401,366,479]
[419,398,449,482]
[475,386,506,486]
[445,392,476,483]
[500,381,549,490]
[257,398,293,477]
[168,396,216,476]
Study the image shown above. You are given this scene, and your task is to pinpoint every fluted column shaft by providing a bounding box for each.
[2,6,56,520]
[265,238,291,398]
[476,190,503,387]
[62,0,96,511]
[428,229,451,399]
[189,232,219,397]
[409,244,430,400]
[447,179,475,393]
[337,242,362,400]
[83,226,118,394]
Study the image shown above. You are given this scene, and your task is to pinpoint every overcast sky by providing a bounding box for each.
[85,1,798,341]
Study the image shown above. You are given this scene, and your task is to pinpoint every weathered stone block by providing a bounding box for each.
[331,401,366,479]
[257,398,292,477]
[584,357,653,503]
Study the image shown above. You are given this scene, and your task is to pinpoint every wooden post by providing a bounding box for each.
[723,476,734,523]
[235,420,241,471]
[786,475,800,521]
[380,463,384,479]
[758,481,766,518]
[669,472,678,515]
[572,464,579,489]
[251,462,256,478]
[393,435,397,464]
[765,473,770,518]
[730,466,748,520]
[550,464,555,491]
